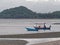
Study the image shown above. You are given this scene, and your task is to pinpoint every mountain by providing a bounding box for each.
[0,6,37,19]
[0,6,60,19]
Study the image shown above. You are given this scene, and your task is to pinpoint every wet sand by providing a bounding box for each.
[32,40,60,45]
[0,32,60,38]
[0,40,28,45]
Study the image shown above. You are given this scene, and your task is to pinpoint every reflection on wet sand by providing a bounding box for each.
[32,40,60,45]
[0,38,60,45]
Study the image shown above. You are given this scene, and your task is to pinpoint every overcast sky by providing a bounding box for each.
[0,0,60,13]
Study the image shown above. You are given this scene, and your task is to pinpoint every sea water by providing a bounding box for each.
[0,19,59,35]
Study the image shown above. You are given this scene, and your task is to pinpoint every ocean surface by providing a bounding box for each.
[0,19,60,35]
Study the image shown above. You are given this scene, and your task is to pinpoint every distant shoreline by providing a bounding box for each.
[0,18,60,19]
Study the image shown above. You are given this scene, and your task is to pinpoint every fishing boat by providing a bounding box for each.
[26,23,51,31]
[34,23,51,30]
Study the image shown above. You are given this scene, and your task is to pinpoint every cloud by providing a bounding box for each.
[26,0,48,2]
[54,0,60,2]
[0,0,60,13]
[26,0,38,2]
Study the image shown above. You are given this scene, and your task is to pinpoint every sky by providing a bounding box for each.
[0,0,60,13]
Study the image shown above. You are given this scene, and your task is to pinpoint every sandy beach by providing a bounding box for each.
[0,40,28,45]
[32,40,60,45]
[0,38,60,45]
[0,32,60,38]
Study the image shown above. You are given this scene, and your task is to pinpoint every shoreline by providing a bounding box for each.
[0,32,60,38]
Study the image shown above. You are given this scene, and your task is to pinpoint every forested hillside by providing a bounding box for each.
[0,6,60,19]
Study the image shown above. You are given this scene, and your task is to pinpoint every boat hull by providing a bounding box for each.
[26,28,38,31]
[34,27,50,30]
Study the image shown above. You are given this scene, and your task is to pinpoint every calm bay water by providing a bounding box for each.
[0,19,60,35]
